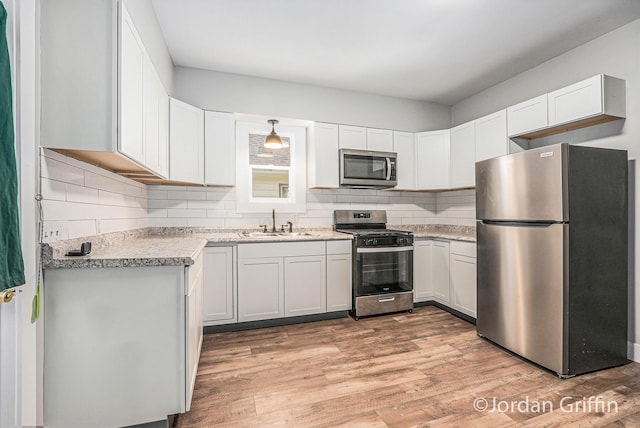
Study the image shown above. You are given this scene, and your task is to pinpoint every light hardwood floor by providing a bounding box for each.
[176,306,640,427]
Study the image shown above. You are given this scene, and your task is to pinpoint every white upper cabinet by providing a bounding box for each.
[338,125,394,151]
[475,109,508,162]
[170,98,205,184]
[143,56,169,178]
[415,130,450,190]
[308,122,340,188]
[449,122,476,189]
[507,94,548,137]
[204,111,235,186]
[548,74,625,127]
[366,128,394,152]
[338,125,367,149]
[393,131,416,190]
[119,5,145,165]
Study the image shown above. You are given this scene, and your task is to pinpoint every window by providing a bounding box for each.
[235,120,307,213]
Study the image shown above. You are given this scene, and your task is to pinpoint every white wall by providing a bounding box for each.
[451,18,640,356]
[40,149,148,242]
[173,66,451,132]
[122,0,173,93]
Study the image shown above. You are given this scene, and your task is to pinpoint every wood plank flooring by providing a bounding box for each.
[175,306,640,427]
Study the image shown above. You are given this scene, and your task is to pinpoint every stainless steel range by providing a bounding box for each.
[334,210,414,320]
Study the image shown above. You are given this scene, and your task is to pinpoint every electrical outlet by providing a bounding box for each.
[42,222,66,242]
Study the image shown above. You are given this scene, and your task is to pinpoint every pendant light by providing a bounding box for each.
[264,119,284,149]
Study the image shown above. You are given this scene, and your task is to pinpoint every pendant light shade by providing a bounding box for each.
[264,119,284,149]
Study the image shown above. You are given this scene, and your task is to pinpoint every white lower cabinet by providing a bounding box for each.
[238,256,285,322]
[432,240,451,304]
[449,241,477,318]
[326,240,353,311]
[413,239,477,319]
[413,240,433,302]
[203,246,236,325]
[285,256,326,316]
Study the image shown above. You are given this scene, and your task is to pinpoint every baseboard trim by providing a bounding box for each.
[204,311,350,334]
[628,341,640,362]
[414,300,477,325]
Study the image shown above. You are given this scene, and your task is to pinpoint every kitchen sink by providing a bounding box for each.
[237,232,315,238]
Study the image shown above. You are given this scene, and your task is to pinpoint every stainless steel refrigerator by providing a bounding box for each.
[476,143,628,377]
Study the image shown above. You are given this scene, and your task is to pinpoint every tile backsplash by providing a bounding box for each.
[40,149,476,242]
[40,149,148,242]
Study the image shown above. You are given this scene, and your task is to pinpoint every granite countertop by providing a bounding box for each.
[390,224,476,242]
[42,227,352,269]
[42,224,475,269]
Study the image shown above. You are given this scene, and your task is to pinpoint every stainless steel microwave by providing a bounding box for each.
[339,149,397,188]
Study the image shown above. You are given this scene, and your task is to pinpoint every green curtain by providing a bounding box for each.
[0,2,25,291]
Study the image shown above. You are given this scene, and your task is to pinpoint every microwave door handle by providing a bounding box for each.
[386,157,391,181]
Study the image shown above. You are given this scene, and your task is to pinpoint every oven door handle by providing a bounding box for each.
[356,246,413,253]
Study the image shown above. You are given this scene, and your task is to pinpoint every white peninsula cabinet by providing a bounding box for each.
[203,246,236,325]
[43,256,204,427]
[170,98,205,184]
[326,240,353,311]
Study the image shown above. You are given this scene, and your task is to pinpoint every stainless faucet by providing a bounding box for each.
[271,208,277,233]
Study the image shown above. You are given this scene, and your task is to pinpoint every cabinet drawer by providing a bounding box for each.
[450,241,476,258]
[326,240,352,254]
[238,241,326,259]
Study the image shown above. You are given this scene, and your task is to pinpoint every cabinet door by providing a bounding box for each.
[339,125,367,150]
[308,122,339,188]
[415,130,450,190]
[450,254,477,318]
[450,122,476,188]
[143,57,167,177]
[205,111,235,186]
[475,110,507,162]
[327,253,352,311]
[284,255,326,317]
[507,94,548,137]
[157,83,169,178]
[548,75,603,127]
[393,131,415,190]
[203,247,235,325]
[432,241,450,304]
[119,6,145,164]
[185,253,204,411]
[238,257,284,322]
[366,128,393,152]
[413,240,433,302]
[170,98,204,184]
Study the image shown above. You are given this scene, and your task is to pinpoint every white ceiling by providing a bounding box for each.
[151,0,640,105]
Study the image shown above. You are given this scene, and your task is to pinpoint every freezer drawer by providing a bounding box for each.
[477,221,567,374]
[476,144,567,222]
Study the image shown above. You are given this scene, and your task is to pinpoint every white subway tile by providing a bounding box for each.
[187,200,224,209]
[147,190,168,200]
[147,217,186,227]
[41,148,67,162]
[41,178,67,202]
[148,199,187,209]
[41,157,84,185]
[67,184,100,204]
[167,208,206,218]
[168,190,206,201]
[148,208,168,218]
[187,218,225,227]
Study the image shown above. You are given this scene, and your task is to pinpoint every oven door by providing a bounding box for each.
[355,246,413,296]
